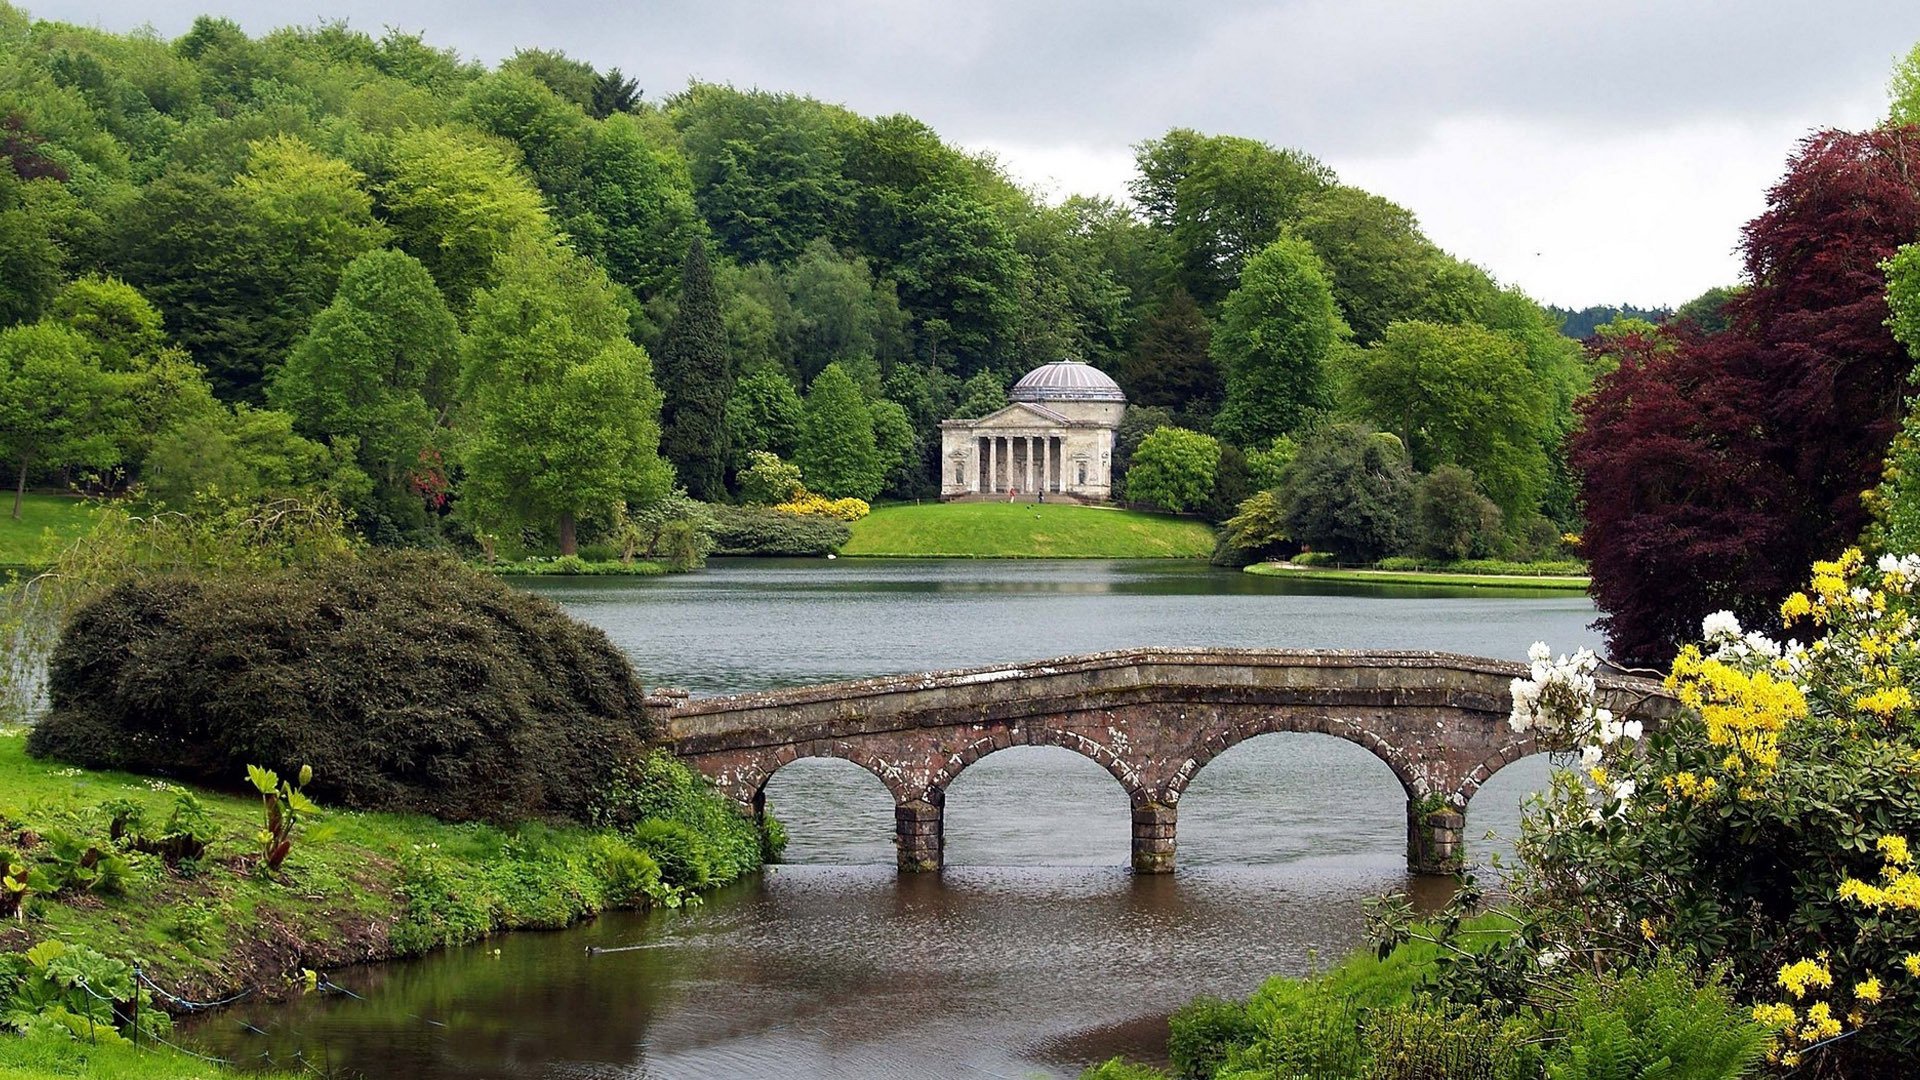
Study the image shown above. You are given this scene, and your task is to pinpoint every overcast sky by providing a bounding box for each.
[26,1,1920,307]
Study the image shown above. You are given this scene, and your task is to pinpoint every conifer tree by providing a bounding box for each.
[657,239,733,500]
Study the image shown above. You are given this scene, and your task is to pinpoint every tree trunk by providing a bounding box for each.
[558,511,577,557]
[12,452,28,521]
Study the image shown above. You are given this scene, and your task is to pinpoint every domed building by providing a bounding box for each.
[940,359,1126,501]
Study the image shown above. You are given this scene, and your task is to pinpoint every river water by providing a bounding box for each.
[191,559,1600,1079]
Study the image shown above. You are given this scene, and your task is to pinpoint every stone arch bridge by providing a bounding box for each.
[649,648,1674,875]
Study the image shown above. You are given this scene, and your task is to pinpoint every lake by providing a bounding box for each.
[190,558,1600,1079]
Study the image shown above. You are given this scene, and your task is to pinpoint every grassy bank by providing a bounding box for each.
[0,729,765,1073]
[0,495,99,571]
[1246,561,1590,591]
[842,501,1216,558]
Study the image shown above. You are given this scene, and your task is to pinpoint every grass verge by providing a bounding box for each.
[0,495,99,571]
[0,729,764,1073]
[842,500,1216,558]
[1246,562,1590,591]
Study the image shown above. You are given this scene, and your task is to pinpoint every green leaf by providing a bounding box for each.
[246,764,278,794]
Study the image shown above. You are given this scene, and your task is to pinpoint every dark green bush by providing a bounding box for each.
[706,504,849,556]
[1168,996,1258,1079]
[29,551,651,826]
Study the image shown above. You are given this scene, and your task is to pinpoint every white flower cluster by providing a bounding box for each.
[1700,609,1785,664]
[1879,553,1920,593]
[1509,642,1642,814]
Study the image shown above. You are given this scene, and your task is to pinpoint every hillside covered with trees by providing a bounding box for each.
[0,3,1597,560]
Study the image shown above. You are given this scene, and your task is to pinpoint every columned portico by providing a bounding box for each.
[939,360,1125,501]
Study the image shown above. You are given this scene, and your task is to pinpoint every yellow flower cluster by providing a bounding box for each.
[1838,835,1920,911]
[1660,770,1719,802]
[773,493,871,521]
[1776,956,1833,999]
[1667,647,1806,780]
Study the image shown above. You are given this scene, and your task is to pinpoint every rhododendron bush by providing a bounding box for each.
[1394,550,1920,1077]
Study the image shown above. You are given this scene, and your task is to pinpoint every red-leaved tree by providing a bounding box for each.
[1574,127,1920,666]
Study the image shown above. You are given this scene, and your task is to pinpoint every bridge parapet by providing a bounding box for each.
[667,648,1675,876]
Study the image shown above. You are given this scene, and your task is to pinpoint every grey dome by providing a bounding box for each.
[1008,359,1126,403]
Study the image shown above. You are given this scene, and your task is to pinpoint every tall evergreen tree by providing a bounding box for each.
[1119,288,1219,421]
[656,239,733,500]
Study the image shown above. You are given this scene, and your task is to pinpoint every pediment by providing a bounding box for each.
[964,402,1072,428]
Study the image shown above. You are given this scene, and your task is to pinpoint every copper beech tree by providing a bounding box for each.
[1574,126,1920,666]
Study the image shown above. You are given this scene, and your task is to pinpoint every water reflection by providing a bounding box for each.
[191,560,1596,1078]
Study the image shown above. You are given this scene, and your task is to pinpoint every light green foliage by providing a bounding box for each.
[1873,243,1920,552]
[1131,128,1337,305]
[796,362,884,501]
[1538,962,1766,1080]
[460,234,672,553]
[0,940,170,1046]
[1244,436,1297,493]
[1211,235,1343,447]
[1891,41,1920,126]
[378,124,554,309]
[736,451,805,505]
[0,175,67,329]
[1167,996,1257,1079]
[1214,490,1291,567]
[1348,320,1548,521]
[726,366,806,466]
[230,135,386,315]
[142,402,366,508]
[1281,423,1415,563]
[0,322,121,517]
[1079,1060,1171,1080]
[245,763,316,874]
[786,237,901,380]
[1125,427,1221,514]
[270,248,459,526]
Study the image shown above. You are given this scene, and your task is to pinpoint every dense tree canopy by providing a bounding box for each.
[0,4,1595,560]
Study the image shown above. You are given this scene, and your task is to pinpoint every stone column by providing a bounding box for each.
[985,437,997,493]
[1037,435,1049,494]
[1131,801,1177,874]
[1024,436,1035,493]
[896,789,944,872]
[1407,801,1465,875]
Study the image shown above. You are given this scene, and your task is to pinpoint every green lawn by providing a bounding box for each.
[841,500,1216,558]
[0,494,99,570]
[1246,561,1590,591]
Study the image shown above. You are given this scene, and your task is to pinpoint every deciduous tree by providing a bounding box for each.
[1211,235,1342,447]
[795,362,883,501]
[460,235,671,555]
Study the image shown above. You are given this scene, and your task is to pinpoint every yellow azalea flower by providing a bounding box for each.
[1904,953,1920,978]
[1778,957,1833,999]
[1855,976,1882,1004]
[1879,835,1912,867]
[1780,591,1814,621]
[1799,1001,1842,1042]
[1752,1001,1796,1029]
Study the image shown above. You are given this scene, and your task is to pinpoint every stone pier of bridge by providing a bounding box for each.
[652,648,1673,876]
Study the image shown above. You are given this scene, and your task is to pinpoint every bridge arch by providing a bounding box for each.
[661,648,1675,877]
[1164,714,1423,806]
[929,725,1147,805]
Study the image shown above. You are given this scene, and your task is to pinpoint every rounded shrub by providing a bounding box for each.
[28,551,651,826]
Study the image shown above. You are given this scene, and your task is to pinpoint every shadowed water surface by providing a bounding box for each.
[191,559,1594,1079]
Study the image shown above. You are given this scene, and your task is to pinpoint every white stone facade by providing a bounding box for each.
[939,360,1125,501]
